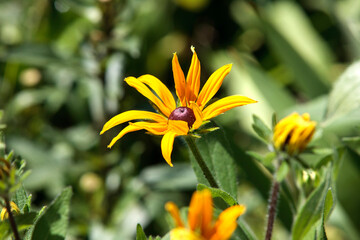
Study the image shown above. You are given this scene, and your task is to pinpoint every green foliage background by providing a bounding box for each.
[0,0,360,239]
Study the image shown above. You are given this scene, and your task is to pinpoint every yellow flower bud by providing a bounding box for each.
[273,112,316,155]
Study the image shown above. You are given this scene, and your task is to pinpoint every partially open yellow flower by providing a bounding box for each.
[165,189,246,240]
[1,201,20,221]
[273,112,316,155]
[100,47,257,166]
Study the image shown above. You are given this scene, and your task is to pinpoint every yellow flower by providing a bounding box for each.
[273,112,316,155]
[100,47,257,166]
[1,201,20,221]
[165,189,246,240]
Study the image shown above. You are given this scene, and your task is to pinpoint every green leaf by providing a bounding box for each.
[276,161,289,182]
[197,183,238,206]
[323,188,335,222]
[149,236,162,240]
[27,187,72,240]
[246,151,274,168]
[188,124,238,199]
[292,170,332,240]
[161,233,170,240]
[233,219,258,240]
[252,115,272,143]
[342,136,360,143]
[326,61,360,120]
[12,185,31,212]
[317,188,335,240]
[263,1,331,98]
[136,224,147,240]
[272,113,277,129]
[0,212,37,239]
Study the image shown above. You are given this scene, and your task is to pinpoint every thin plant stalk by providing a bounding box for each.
[265,180,280,240]
[4,196,20,240]
[265,153,283,240]
[185,136,219,189]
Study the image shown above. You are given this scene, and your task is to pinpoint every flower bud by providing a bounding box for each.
[273,112,316,155]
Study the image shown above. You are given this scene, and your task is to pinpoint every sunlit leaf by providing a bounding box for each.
[136,224,147,240]
[292,170,332,240]
[188,124,238,199]
[26,187,72,240]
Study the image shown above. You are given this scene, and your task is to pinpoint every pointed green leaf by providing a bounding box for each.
[252,115,272,143]
[197,183,238,206]
[317,188,335,240]
[246,151,274,168]
[136,224,147,240]
[28,187,72,240]
[12,185,30,212]
[264,1,331,98]
[0,212,37,239]
[234,219,258,240]
[292,171,332,240]
[276,161,289,182]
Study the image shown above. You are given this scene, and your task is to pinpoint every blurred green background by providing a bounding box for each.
[1,0,360,239]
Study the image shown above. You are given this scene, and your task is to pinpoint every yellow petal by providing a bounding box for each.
[0,208,7,221]
[125,77,173,117]
[165,202,185,228]
[0,202,20,221]
[188,189,213,234]
[100,110,166,134]
[189,102,203,130]
[170,228,202,240]
[161,131,178,167]
[197,64,232,109]
[10,202,20,214]
[168,120,189,135]
[200,190,213,237]
[210,205,246,240]
[202,95,257,121]
[107,124,143,148]
[172,53,187,106]
[185,46,201,103]
[273,112,316,154]
[130,121,168,135]
[273,120,297,150]
[138,74,176,111]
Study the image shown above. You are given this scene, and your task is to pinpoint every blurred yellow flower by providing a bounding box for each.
[1,201,20,221]
[273,112,316,155]
[100,47,256,166]
[165,189,246,240]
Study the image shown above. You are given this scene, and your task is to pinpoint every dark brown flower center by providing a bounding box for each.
[168,107,196,128]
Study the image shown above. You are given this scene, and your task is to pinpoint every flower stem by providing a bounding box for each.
[265,153,283,240]
[4,196,20,240]
[265,180,280,240]
[185,136,219,189]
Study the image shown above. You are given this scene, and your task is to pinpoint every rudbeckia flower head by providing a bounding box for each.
[165,189,246,240]
[273,112,316,155]
[100,47,257,166]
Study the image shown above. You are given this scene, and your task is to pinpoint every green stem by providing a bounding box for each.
[185,136,219,189]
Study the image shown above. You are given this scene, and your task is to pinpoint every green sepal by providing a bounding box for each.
[252,114,272,143]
